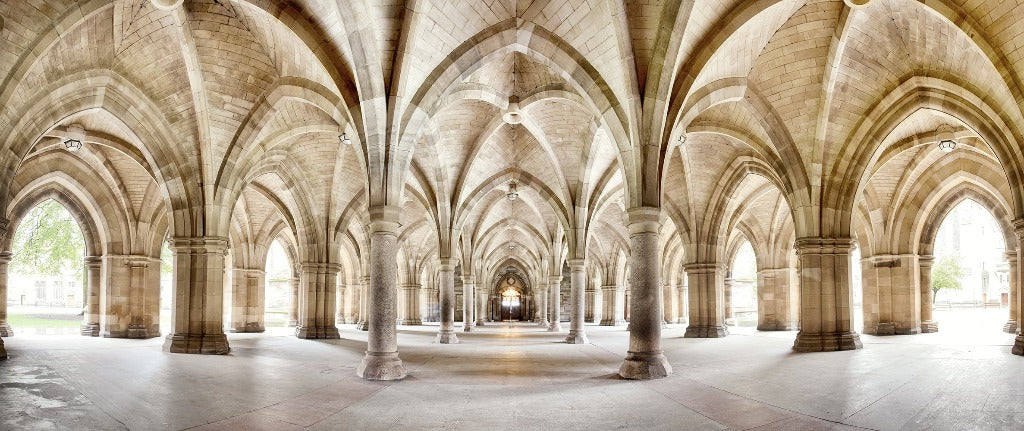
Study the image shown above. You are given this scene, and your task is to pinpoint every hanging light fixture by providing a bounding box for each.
[64,124,85,152]
[506,181,519,201]
[936,124,957,153]
[339,132,352,146]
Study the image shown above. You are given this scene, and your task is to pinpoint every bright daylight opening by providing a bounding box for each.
[728,241,758,328]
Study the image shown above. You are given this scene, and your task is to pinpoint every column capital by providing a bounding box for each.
[683,262,724,274]
[548,275,562,284]
[918,255,936,267]
[300,262,343,273]
[438,257,457,271]
[1012,218,1024,239]
[84,255,102,267]
[170,236,229,254]
[567,258,586,271]
[626,206,661,235]
[1004,251,1018,262]
[793,237,855,255]
[0,250,12,264]
[400,283,421,290]
[368,205,402,235]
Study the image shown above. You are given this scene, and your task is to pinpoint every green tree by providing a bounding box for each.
[931,255,965,303]
[9,200,85,280]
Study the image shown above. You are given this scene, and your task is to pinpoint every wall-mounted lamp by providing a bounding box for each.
[339,133,352,146]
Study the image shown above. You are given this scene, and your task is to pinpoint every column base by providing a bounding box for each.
[618,350,672,380]
[548,321,563,332]
[475,320,485,327]
[128,324,158,339]
[537,318,550,327]
[0,322,13,337]
[600,319,625,326]
[863,322,896,335]
[357,351,407,381]
[683,324,729,338]
[920,321,938,333]
[295,325,340,339]
[1012,334,1024,355]
[286,319,298,327]
[163,333,230,354]
[1003,320,1018,334]
[0,337,6,360]
[435,329,460,344]
[793,331,862,352]
[463,324,474,332]
[355,321,368,331]
[565,330,589,344]
[80,323,99,337]
[757,323,794,331]
[229,323,265,333]
[675,318,687,324]
[399,319,422,325]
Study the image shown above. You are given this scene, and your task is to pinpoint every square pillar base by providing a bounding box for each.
[793,331,862,352]
[920,321,938,333]
[295,325,340,339]
[683,325,729,338]
[164,333,230,355]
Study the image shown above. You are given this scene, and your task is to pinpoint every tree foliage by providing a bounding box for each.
[931,255,964,302]
[9,200,85,279]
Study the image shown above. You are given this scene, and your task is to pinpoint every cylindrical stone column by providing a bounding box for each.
[400,284,422,325]
[81,256,102,336]
[566,259,589,343]
[356,206,407,380]
[619,207,672,379]
[1004,252,1018,333]
[163,237,231,354]
[476,288,487,326]
[287,276,299,327]
[919,255,937,333]
[436,258,459,343]
[462,279,475,332]
[547,276,563,332]
[0,251,12,337]
[536,286,549,326]
[676,284,688,324]
[356,276,369,331]
[724,277,735,323]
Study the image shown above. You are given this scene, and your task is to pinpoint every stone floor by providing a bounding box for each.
[1,315,1022,431]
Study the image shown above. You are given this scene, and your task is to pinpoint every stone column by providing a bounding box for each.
[1004,252,1018,333]
[547,276,563,332]
[723,277,735,324]
[101,255,158,338]
[757,268,796,331]
[1015,221,1024,355]
[676,283,688,323]
[436,258,459,343]
[357,206,407,380]
[792,238,862,352]
[126,256,157,338]
[618,207,672,379]
[228,268,266,333]
[462,278,475,332]
[295,263,341,339]
[287,276,299,327]
[683,263,728,338]
[356,276,369,331]
[476,288,487,326]
[662,283,676,324]
[400,284,422,325]
[600,284,624,326]
[81,256,102,336]
[585,284,596,323]
[163,237,230,354]
[0,251,12,337]
[919,255,938,333]
[536,286,549,326]
[336,283,346,325]
[566,259,589,343]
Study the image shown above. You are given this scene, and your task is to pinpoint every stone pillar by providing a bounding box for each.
[662,283,677,324]
[101,255,159,339]
[723,277,735,324]
[566,259,589,344]
[400,284,422,325]
[547,276,563,332]
[295,263,341,339]
[536,286,549,326]
[0,251,13,337]
[336,283,346,325]
[860,254,920,335]
[683,263,728,338]
[619,207,672,379]
[792,238,862,352]
[126,257,158,338]
[919,255,938,333]
[676,284,688,323]
[1004,252,1018,333]
[585,283,596,323]
[81,256,102,336]
[436,258,459,343]
[355,276,369,331]
[757,268,796,330]
[163,237,230,354]
[357,206,407,380]
[476,288,487,326]
[228,268,266,333]
[462,279,475,332]
[423,285,438,322]
[1013,220,1024,355]
[600,284,625,326]
[287,276,299,327]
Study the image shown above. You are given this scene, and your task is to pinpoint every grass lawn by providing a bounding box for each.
[7,312,82,329]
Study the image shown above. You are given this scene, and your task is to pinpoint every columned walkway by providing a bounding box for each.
[1,323,1021,430]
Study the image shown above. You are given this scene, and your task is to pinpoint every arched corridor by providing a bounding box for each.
[4,0,1024,428]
